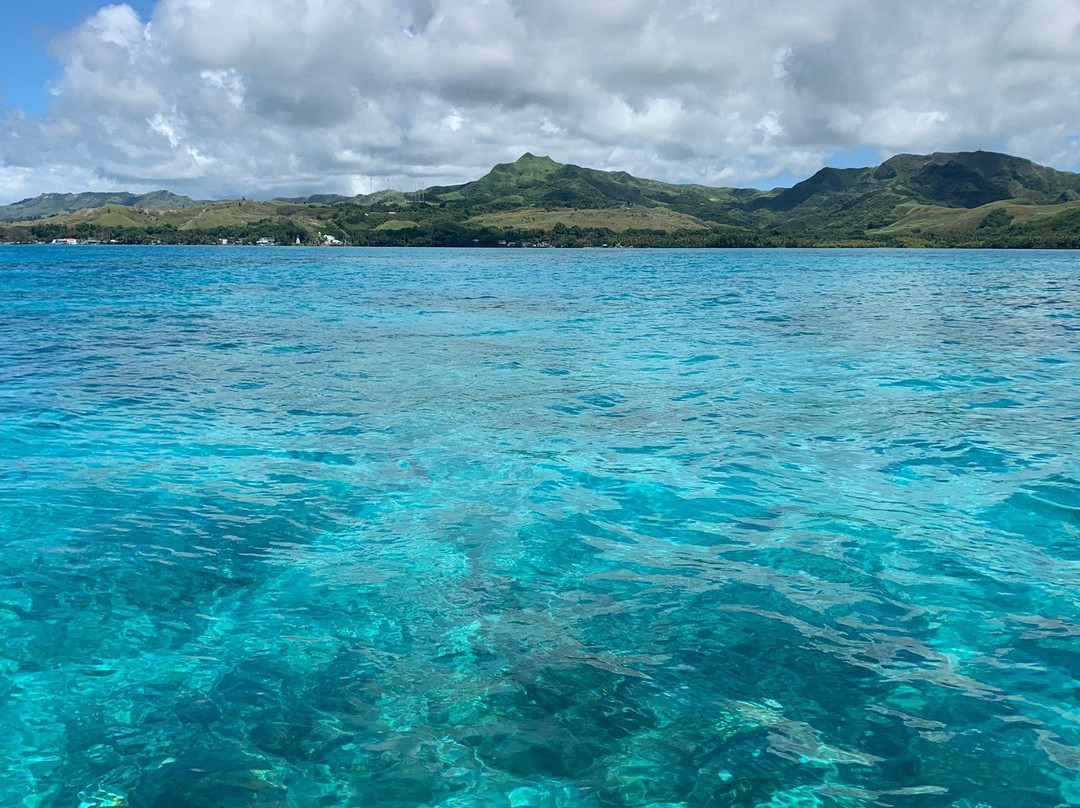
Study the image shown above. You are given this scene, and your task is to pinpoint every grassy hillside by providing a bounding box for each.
[5,150,1080,247]
[0,191,198,221]
[746,151,1080,238]
[426,154,765,226]
[6,199,339,245]
[871,199,1080,234]
[468,206,710,233]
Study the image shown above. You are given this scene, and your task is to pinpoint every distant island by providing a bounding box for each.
[3,150,1080,248]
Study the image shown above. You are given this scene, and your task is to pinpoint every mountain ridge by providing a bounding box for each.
[0,190,200,222]
[5,150,1080,247]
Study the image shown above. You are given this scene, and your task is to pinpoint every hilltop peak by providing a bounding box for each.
[477,153,564,184]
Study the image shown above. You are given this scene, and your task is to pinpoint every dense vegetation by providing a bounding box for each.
[5,151,1080,248]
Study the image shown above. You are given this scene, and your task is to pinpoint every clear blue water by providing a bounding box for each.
[2,246,1079,808]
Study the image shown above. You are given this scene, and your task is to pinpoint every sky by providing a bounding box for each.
[1,0,1079,203]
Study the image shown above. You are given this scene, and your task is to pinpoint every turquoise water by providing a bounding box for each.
[1,246,1079,808]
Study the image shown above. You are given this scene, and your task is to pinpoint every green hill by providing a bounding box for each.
[762,151,1080,212]
[275,193,354,205]
[746,151,1080,237]
[5,150,1080,247]
[276,189,416,206]
[426,153,760,223]
[0,190,199,221]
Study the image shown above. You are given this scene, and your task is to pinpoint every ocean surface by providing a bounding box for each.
[1,246,1079,808]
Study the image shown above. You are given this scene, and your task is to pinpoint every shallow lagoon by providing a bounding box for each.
[1,247,1079,807]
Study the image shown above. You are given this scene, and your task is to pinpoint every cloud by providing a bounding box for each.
[2,0,1080,201]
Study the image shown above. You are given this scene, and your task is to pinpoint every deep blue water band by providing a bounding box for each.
[1,247,1079,807]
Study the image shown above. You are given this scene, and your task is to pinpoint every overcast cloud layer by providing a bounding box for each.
[2,0,1080,202]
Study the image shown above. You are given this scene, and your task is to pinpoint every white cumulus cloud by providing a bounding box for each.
[1,0,1080,202]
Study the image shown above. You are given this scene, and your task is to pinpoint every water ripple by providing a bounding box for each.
[2,246,1079,807]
